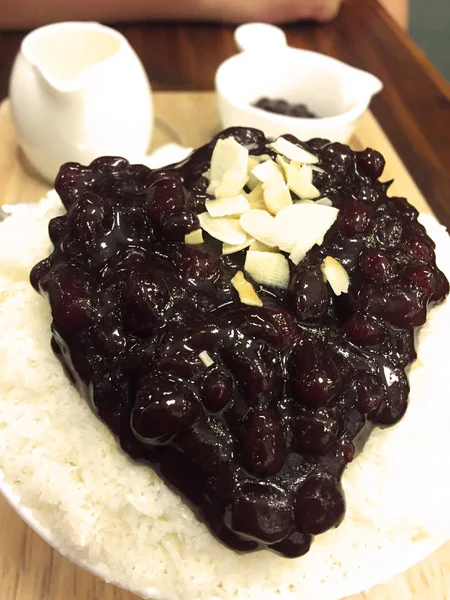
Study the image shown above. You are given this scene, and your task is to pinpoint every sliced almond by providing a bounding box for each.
[231,271,263,307]
[277,154,321,201]
[240,209,277,247]
[275,154,290,178]
[294,198,333,207]
[246,184,267,210]
[214,170,249,199]
[247,156,261,190]
[244,251,290,289]
[270,137,319,164]
[289,214,338,264]
[206,181,218,196]
[274,203,339,256]
[210,137,249,184]
[184,229,204,245]
[263,172,293,214]
[289,241,314,265]
[316,197,333,207]
[249,240,278,252]
[321,256,350,295]
[199,351,215,368]
[286,164,320,200]
[198,212,249,245]
[205,194,250,218]
[248,156,260,169]
[251,159,282,184]
[222,238,254,255]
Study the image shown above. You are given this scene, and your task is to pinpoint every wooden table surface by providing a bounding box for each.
[0,0,449,227]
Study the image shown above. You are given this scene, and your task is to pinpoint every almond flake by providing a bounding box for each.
[294,198,333,207]
[222,238,254,255]
[286,164,320,199]
[240,209,277,247]
[321,256,350,295]
[244,251,290,289]
[199,351,215,368]
[210,137,249,184]
[263,172,293,214]
[275,154,290,177]
[251,159,282,183]
[289,243,311,265]
[247,156,261,190]
[214,170,249,199]
[316,197,333,206]
[206,181,218,196]
[184,229,204,245]
[231,271,263,307]
[249,240,278,252]
[246,185,267,210]
[205,194,250,218]
[274,203,339,256]
[270,137,319,164]
[198,212,249,245]
[248,156,260,169]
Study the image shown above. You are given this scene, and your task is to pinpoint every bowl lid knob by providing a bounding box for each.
[234,23,288,53]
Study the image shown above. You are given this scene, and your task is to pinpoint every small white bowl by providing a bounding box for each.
[216,23,383,143]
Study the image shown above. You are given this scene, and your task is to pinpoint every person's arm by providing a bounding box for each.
[0,0,342,30]
[379,0,409,28]
[0,0,407,32]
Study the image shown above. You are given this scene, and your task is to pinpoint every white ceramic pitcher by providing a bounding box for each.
[9,22,153,182]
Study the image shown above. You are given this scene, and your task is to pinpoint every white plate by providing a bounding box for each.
[0,145,449,600]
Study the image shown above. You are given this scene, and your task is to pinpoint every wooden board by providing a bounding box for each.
[0,91,448,600]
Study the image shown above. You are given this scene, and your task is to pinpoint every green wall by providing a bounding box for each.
[410,0,450,80]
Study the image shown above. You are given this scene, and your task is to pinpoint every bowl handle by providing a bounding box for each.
[234,23,288,53]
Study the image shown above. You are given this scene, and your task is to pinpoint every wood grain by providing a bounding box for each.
[0,91,449,600]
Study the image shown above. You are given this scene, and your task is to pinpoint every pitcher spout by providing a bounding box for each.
[355,70,384,98]
[21,21,124,93]
[29,62,83,95]
[363,73,383,97]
